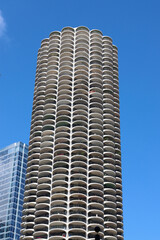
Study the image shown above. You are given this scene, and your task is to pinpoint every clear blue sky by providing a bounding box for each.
[0,0,160,239]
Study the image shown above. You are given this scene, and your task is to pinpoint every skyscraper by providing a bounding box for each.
[21,26,123,240]
[0,142,28,240]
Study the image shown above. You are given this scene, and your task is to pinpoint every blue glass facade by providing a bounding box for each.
[0,142,28,240]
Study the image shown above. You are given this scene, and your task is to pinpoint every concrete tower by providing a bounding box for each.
[21,26,123,240]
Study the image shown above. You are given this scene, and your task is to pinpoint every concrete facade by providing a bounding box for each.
[20,26,123,240]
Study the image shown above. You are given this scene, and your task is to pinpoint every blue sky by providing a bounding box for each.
[0,0,160,239]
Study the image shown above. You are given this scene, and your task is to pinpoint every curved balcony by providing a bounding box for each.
[60,41,74,49]
[24,188,36,197]
[89,188,103,198]
[40,140,53,149]
[104,216,117,228]
[35,202,49,211]
[69,214,86,224]
[37,182,50,191]
[88,207,103,217]
[54,149,69,158]
[40,151,52,161]
[59,67,73,78]
[57,98,71,107]
[88,214,103,225]
[52,168,68,177]
[90,141,103,150]
[88,198,104,208]
[75,61,88,71]
[90,101,103,110]
[89,151,103,160]
[89,175,103,184]
[58,80,72,90]
[51,193,67,202]
[54,141,69,151]
[26,170,38,179]
[22,228,34,238]
[51,206,67,215]
[73,92,88,101]
[34,222,48,232]
[53,162,69,171]
[104,181,116,189]
[70,180,87,189]
[27,157,39,168]
[69,207,86,217]
[54,155,69,163]
[60,45,73,55]
[37,190,50,200]
[56,109,70,118]
[104,228,117,237]
[38,171,51,182]
[70,187,87,197]
[27,164,38,173]
[75,45,89,56]
[89,164,103,175]
[73,117,88,127]
[76,35,89,43]
[51,200,67,209]
[104,136,114,147]
[70,193,86,203]
[52,179,68,188]
[33,231,48,239]
[88,202,103,211]
[49,229,66,240]
[71,149,87,159]
[61,36,74,45]
[70,199,86,209]
[59,58,72,69]
[74,71,88,81]
[55,134,70,146]
[50,213,67,224]
[75,56,89,66]
[72,137,87,146]
[76,25,89,32]
[72,125,88,135]
[55,125,70,135]
[90,62,102,72]
[40,145,53,155]
[89,182,103,192]
[74,82,88,93]
[71,165,87,173]
[90,52,102,62]
[72,130,87,141]
[60,46,73,56]
[68,230,86,240]
[61,30,74,39]
[73,112,88,123]
[43,107,55,117]
[88,231,103,240]
[75,42,89,50]
[75,41,89,51]
[73,101,88,111]
[60,50,73,59]
[52,176,68,186]
[71,155,87,165]
[70,175,87,184]
[49,223,66,232]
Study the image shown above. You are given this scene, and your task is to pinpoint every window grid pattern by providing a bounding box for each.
[0,142,28,240]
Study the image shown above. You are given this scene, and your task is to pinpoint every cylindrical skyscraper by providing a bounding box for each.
[21,27,123,240]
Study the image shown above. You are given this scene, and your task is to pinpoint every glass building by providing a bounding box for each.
[0,142,28,240]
